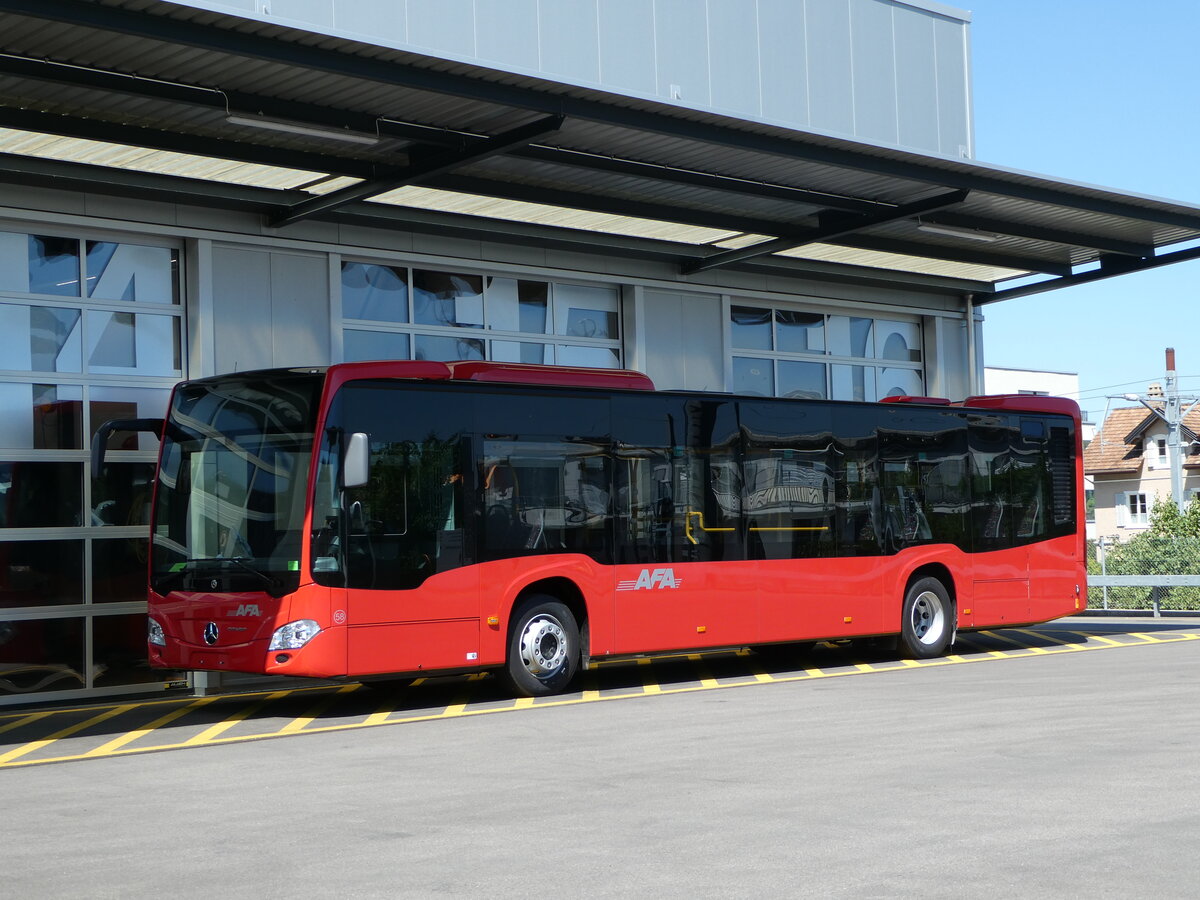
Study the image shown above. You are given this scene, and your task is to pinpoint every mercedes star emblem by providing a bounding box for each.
[203,622,219,645]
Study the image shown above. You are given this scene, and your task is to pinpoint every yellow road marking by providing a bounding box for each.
[364,698,397,726]
[638,658,662,694]
[0,711,51,736]
[744,659,775,683]
[0,704,137,764]
[275,684,360,735]
[84,697,219,757]
[981,630,1052,653]
[1013,628,1085,650]
[6,627,1200,768]
[1067,630,1123,646]
[182,692,290,745]
[441,696,469,717]
[513,697,535,709]
[687,654,720,688]
[854,662,877,672]
[954,635,1010,658]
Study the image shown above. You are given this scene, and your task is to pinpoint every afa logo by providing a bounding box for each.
[232,604,261,617]
[617,567,682,591]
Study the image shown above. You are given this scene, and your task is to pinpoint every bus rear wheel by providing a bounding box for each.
[899,577,952,659]
[505,596,580,697]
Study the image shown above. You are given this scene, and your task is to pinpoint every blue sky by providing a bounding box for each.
[964,0,1200,422]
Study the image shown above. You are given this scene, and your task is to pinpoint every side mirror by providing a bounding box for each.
[91,418,165,478]
[343,432,370,488]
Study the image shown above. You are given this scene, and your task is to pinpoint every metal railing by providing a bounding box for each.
[1088,537,1200,614]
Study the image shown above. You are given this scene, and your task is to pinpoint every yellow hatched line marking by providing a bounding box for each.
[0,711,51,737]
[364,697,397,726]
[275,684,360,735]
[1014,629,1085,651]
[0,704,137,764]
[981,630,1052,654]
[0,684,334,723]
[513,697,535,709]
[84,696,219,757]
[580,671,601,701]
[687,654,720,688]
[854,662,877,672]
[1067,631,1124,646]
[9,628,1200,768]
[182,692,290,746]
[638,657,661,694]
[954,635,1010,658]
[441,694,469,717]
[1127,632,1200,644]
[743,659,775,683]
[945,654,967,663]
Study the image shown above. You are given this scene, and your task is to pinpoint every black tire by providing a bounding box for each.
[504,596,581,697]
[899,577,953,659]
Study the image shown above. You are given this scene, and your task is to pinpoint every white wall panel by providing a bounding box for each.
[539,0,601,85]
[408,0,476,56]
[804,0,856,138]
[211,247,329,372]
[934,14,971,157]
[598,0,657,94]
[894,9,940,152]
[850,0,899,147]
[758,0,809,128]
[475,0,540,72]
[179,0,972,156]
[270,252,329,367]
[334,0,407,45]
[642,290,723,391]
[653,0,711,107]
[268,0,333,30]
[212,246,272,374]
[708,0,761,117]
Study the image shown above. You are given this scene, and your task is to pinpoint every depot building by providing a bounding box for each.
[3,0,1199,705]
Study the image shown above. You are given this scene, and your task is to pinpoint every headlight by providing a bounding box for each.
[148,617,166,647]
[268,619,321,650]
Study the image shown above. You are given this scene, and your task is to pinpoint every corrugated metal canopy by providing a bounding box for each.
[2,0,1200,301]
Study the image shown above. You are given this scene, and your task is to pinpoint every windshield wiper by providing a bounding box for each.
[225,557,285,597]
[153,557,285,597]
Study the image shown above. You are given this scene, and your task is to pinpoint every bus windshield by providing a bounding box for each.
[151,371,325,596]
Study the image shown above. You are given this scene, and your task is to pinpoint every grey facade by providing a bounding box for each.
[184,0,974,158]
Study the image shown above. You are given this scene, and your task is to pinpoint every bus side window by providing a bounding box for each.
[740,399,836,560]
[968,416,1017,551]
[480,439,610,562]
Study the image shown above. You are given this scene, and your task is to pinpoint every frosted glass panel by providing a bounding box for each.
[876,320,922,362]
[344,329,410,362]
[86,311,181,376]
[342,262,408,323]
[86,242,178,303]
[733,356,774,396]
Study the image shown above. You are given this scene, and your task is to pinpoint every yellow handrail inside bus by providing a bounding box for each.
[685,510,736,544]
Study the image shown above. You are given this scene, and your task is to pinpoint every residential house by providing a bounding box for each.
[1084,401,1200,540]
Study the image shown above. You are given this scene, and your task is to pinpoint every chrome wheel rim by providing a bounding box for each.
[910,590,946,646]
[518,614,568,679]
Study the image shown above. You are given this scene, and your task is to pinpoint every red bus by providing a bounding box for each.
[94,360,1086,696]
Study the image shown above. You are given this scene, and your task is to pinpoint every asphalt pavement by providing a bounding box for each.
[3,620,1199,899]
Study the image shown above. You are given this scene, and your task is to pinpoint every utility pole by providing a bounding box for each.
[1165,348,1184,513]
[1123,348,1200,514]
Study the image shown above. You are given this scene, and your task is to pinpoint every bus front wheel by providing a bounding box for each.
[505,596,580,697]
[899,577,952,659]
